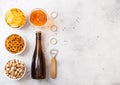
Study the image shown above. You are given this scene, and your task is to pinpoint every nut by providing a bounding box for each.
[5,59,25,80]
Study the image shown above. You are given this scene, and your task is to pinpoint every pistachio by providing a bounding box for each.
[5,59,25,79]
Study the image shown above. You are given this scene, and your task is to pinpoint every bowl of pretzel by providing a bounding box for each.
[5,34,26,55]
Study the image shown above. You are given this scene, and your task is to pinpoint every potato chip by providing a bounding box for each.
[5,8,26,28]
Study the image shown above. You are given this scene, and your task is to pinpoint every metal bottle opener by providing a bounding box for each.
[50,49,58,79]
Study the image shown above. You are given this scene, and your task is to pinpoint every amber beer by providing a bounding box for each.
[30,9,47,26]
[31,31,46,79]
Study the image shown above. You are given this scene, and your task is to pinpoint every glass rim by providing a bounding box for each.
[29,8,48,27]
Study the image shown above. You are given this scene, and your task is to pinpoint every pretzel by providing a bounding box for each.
[5,34,25,54]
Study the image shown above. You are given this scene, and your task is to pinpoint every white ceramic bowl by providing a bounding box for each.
[4,59,26,80]
[5,34,26,55]
[5,8,26,29]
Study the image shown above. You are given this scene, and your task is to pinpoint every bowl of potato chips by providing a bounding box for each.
[5,8,26,29]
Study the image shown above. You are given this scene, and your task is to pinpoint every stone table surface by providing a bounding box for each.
[0,0,120,85]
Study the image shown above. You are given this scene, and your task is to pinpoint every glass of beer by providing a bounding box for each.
[29,8,47,27]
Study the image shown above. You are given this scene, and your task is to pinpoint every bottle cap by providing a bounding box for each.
[50,25,57,32]
[51,12,58,19]
[50,38,57,45]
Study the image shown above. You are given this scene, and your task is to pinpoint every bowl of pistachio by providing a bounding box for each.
[4,59,26,80]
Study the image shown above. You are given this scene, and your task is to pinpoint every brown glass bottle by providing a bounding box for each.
[31,31,46,79]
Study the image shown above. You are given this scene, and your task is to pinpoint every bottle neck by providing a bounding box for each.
[36,32,42,50]
[36,32,41,40]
